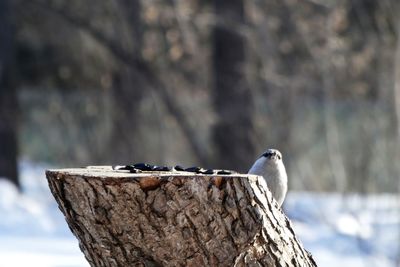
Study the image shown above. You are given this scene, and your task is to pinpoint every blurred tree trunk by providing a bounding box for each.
[107,0,145,164]
[0,0,19,188]
[212,0,256,172]
[109,68,145,164]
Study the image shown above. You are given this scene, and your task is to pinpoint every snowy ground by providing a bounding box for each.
[0,161,89,267]
[1,161,399,267]
[285,193,400,267]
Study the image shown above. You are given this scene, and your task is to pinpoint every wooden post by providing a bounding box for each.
[46,166,317,267]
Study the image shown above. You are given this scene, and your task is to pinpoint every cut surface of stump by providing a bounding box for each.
[46,166,317,267]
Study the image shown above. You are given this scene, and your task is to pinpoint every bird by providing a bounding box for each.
[248,149,288,206]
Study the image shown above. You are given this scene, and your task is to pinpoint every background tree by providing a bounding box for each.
[0,0,19,188]
[107,0,145,164]
[212,0,256,172]
[2,0,398,194]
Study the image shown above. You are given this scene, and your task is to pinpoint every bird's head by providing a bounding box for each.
[261,149,282,162]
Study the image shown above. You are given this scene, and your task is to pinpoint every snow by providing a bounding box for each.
[285,193,400,267]
[0,161,89,267]
[0,237,87,267]
[0,161,399,267]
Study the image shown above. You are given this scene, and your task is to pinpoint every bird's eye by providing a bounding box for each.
[277,154,282,160]
[262,151,271,158]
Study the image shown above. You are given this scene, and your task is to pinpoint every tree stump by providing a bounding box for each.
[46,166,317,267]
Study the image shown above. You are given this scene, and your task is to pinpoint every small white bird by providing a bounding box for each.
[248,149,288,206]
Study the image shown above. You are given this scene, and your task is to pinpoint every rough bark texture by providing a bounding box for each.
[46,167,317,267]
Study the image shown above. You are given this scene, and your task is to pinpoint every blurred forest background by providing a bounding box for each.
[1,0,400,194]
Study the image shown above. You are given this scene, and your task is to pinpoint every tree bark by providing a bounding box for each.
[0,0,19,188]
[46,167,317,267]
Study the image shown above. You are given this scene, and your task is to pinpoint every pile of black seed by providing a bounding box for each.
[113,163,235,175]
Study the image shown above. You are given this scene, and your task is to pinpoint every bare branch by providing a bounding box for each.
[26,0,209,165]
